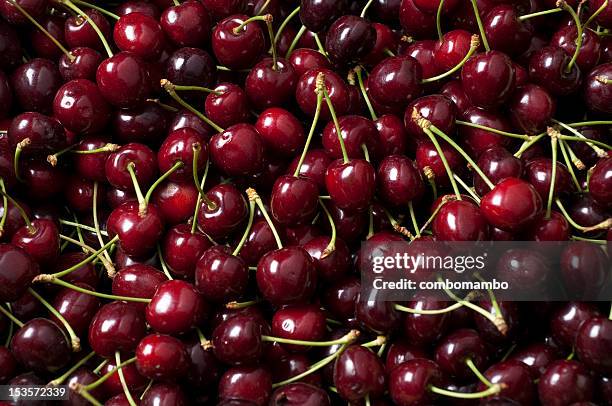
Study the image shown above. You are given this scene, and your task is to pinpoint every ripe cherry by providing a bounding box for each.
[152,181,199,225]
[325,15,376,66]
[576,317,612,375]
[51,282,100,337]
[136,333,189,381]
[218,366,272,406]
[10,318,71,374]
[0,244,39,302]
[197,183,248,240]
[209,123,265,177]
[480,177,542,232]
[11,58,61,114]
[334,345,386,402]
[212,313,266,366]
[107,201,164,259]
[245,58,298,110]
[269,383,330,406]
[552,24,601,71]
[204,83,250,129]
[271,305,326,352]
[270,175,319,226]
[113,12,164,59]
[561,242,609,299]
[377,156,425,206]
[476,360,536,405]
[538,360,595,406]
[296,68,349,120]
[162,224,211,278]
[508,84,556,135]
[388,358,443,406]
[157,128,207,183]
[8,112,67,155]
[195,245,249,303]
[211,14,266,70]
[528,46,581,96]
[368,55,423,110]
[96,52,151,108]
[325,159,376,212]
[584,62,612,114]
[64,9,111,51]
[160,1,211,47]
[53,79,110,135]
[112,264,167,306]
[484,5,531,57]
[433,199,489,241]
[11,218,60,266]
[88,301,147,358]
[146,279,203,335]
[288,48,331,77]
[461,51,515,109]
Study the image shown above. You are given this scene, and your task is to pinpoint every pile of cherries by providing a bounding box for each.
[1,0,612,404]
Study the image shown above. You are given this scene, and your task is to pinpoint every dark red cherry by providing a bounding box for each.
[105,143,157,191]
[484,5,531,56]
[146,279,203,335]
[12,219,60,266]
[169,109,214,140]
[157,128,207,182]
[461,51,515,109]
[256,246,317,306]
[415,140,464,187]
[474,147,523,197]
[481,177,542,232]
[197,183,247,240]
[299,0,346,32]
[72,136,113,182]
[111,101,170,146]
[584,62,612,114]
[255,108,304,157]
[141,383,188,406]
[11,58,61,114]
[287,149,332,192]
[271,304,326,352]
[0,347,16,383]
[96,52,150,108]
[355,287,401,334]
[65,176,101,211]
[538,360,594,406]
[0,243,39,302]
[151,181,198,225]
[508,84,555,135]
[218,366,272,406]
[508,343,557,378]
[473,300,520,344]
[525,211,570,241]
[88,301,146,358]
[322,115,379,160]
[459,108,512,159]
[235,218,275,267]
[550,301,600,350]
[0,20,22,70]
[589,157,612,209]
[440,80,473,115]
[165,47,216,91]
[51,252,99,288]
[433,29,473,72]
[212,314,266,365]
[399,0,436,39]
[288,48,331,78]
[64,9,111,51]
[403,296,450,346]
[212,14,266,70]
[204,83,250,129]
[528,46,581,96]
[405,39,443,84]
[477,360,536,405]
[524,157,572,201]
[433,199,489,241]
[413,0,459,13]
[303,235,351,282]
[51,283,100,336]
[270,175,319,226]
[377,155,424,206]
[388,358,443,406]
[29,15,64,59]
[107,201,165,259]
[576,317,612,375]
[0,197,31,240]
[162,224,211,279]
[325,15,376,66]
[295,68,349,120]
[209,123,265,177]
[201,0,246,20]
[552,25,601,72]
[0,0,46,24]
[53,79,110,135]
[113,12,164,59]
[99,359,147,397]
[404,94,457,142]
[269,383,330,406]
[136,333,189,380]
[8,112,67,156]
[435,328,489,381]
[245,58,298,110]
[496,248,550,295]
[385,340,428,372]
[161,0,211,47]
[112,264,166,306]
[561,242,609,299]
[195,245,249,303]
[325,159,376,212]
[376,114,410,156]
[10,318,70,374]
[368,56,423,110]
[116,1,160,17]
[334,345,386,402]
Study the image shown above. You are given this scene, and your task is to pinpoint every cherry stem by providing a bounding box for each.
[28,287,80,352]
[293,73,325,177]
[429,383,503,399]
[40,275,151,303]
[172,0,180,6]
[313,33,329,59]
[368,206,375,239]
[0,179,8,237]
[474,272,505,325]
[421,194,457,234]
[60,0,114,57]
[395,300,464,314]
[232,15,268,35]
[423,36,479,83]
[216,65,251,73]
[93,182,113,267]
[161,79,224,133]
[552,119,610,157]
[71,143,119,155]
[382,207,414,240]
[157,244,173,280]
[319,199,337,257]
[286,25,306,58]
[8,0,75,61]
[49,351,96,386]
[195,327,211,349]
[3,303,14,346]
[51,235,118,278]
[72,0,119,20]
[147,98,179,112]
[262,329,359,347]
[555,198,612,232]
[470,0,490,51]
[436,0,446,40]
[514,133,546,157]
[274,6,300,46]
[609,303,612,321]
[115,351,138,406]
[455,120,529,140]
[323,87,349,164]
[408,201,421,238]
[546,128,560,219]
[584,0,609,28]
[571,235,606,243]
[423,166,438,201]
[233,199,256,256]
[255,0,271,14]
[144,160,184,205]
[0,189,34,232]
[248,188,283,249]
[192,159,212,234]
[72,387,103,406]
[454,174,481,203]
[466,358,493,387]
[226,300,259,309]
[13,138,30,183]
[79,357,137,392]
[558,0,583,73]
[361,0,374,17]
[171,84,221,95]
[126,162,147,216]
[0,303,24,328]
[428,120,496,190]
[192,145,216,211]
[354,66,378,120]
[71,212,87,250]
[562,140,586,172]
[518,7,562,20]
[263,15,278,70]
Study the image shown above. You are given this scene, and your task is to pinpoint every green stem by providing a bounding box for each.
[361,0,374,17]
[191,159,211,234]
[264,15,278,70]
[0,189,34,232]
[161,80,224,133]
[546,132,559,219]
[466,358,493,387]
[293,90,323,177]
[115,352,137,406]
[429,384,502,399]
[262,330,358,347]
[558,140,582,192]
[157,244,173,280]
[423,167,438,201]
[144,161,184,204]
[13,138,29,183]
[72,0,119,20]
[74,388,103,406]
[0,303,24,328]
[584,0,609,28]
[454,174,481,203]
[93,182,113,266]
[419,194,455,233]
[232,15,268,35]
[560,1,583,72]
[455,120,529,140]
[367,206,375,239]
[28,287,81,352]
[126,162,146,215]
[518,7,562,20]
[192,146,217,210]
[436,0,445,41]
[171,0,180,6]
[470,0,490,51]
[92,359,108,374]
[71,143,119,155]
[39,276,151,303]
[171,84,221,95]
[61,0,114,57]
[82,357,137,392]
[248,188,283,249]
[422,127,462,200]
[424,36,480,84]
[0,179,8,236]
[313,33,328,59]
[274,6,300,46]
[354,66,377,120]
[233,200,256,256]
[50,351,96,386]
[3,303,13,346]
[555,198,612,232]
[408,201,421,238]
[514,133,546,158]
[322,87,349,164]
[286,25,306,58]
[51,235,118,278]
[319,199,336,257]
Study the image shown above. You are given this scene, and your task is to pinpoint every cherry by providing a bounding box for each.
[524,210,570,241]
[477,360,536,405]
[254,108,304,157]
[218,366,272,406]
[8,112,67,156]
[146,279,203,335]
[288,48,331,78]
[405,94,457,142]
[325,159,376,212]
[64,9,111,52]
[10,318,70,374]
[99,360,147,397]
[322,115,379,160]
[403,296,450,346]
[550,301,600,350]
[157,128,207,182]
[481,177,542,232]
[212,14,266,70]
[334,345,386,402]
[209,123,265,177]
[524,157,572,201]
[388,358,443,406]
[561,242,609,299]
[461,51,515,109]
[197,183,248,240]
[585,62,612,114]
[105,143,157,191]
[107,201,164,259]
[0,347,16,383]
[528,46,581,96]
[434,328,489,381]
[256,246,317,306]
[299,0,346,32]
[0,21,22,71]
[141,383,188,406]
[552,24,601,72]
[368,55,423,110]
[112,264,166,306]
[459,109,512,159]
[202,84,249,130]
[269,383,330,406]
[51,282,100,336]
[196,245,249,303]
[325,15,376,66]
[112,101,170,146]
[496,248,551,295]
[508,84,556,135]
[508,343,557,378]
[162,224,211,278]
[473,300,520,344]
[71,136,112,182]
[415,140,464,187]
[399,0,436,39]
[96,52,151,108]
[295,68,349,120]
[271,305,326,352]
[28,15,64,60]
[88,301,147,358]
[116,1,160,17]
[165,47,216,92]
[161,1,211,47]
[212,313,266,366]
[0,0,46,25]
[113,12,164,59]
[202,0,247,21]
[385,340,429,372]
[568,194,609,233]
[245,58,298,110]
[576,317,612,375]
[538,360,594,406]
[303,235,350,282]
[484,5,531,57]
[11,218,60,266]
[440,80,473,116]
[433,29,473,72]
[53,79,111,135]
[0,244,39,302]
[136,333,189,381]
[589,157,612,209]
[433,199,489,241]
[270,175,319,225]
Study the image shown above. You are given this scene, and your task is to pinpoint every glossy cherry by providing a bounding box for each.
[212,313,266,366]
[136,333,189,381]
[146,279,203,335]
[195,245,249,303]
[161,0,211,47]
[0,244,39,302]
[480,177,542,232]
[433,199,489,241]
[459,108,512,159]
[8,112,67,155]
[10,318,70,374]
[11,219,60,266]
[211,14,266,70]
[368,55,423,110]
[64,9,111,51]
[589,157,612,209]
[209,123,265,177]
[538,360,594,406]
[112,264,166,305]
[576,317,612,375]
[245,58,298,110]
[561,242,609,299]
[528,46,581,96]
[508,84,556,134]
[113,12,164,59]
[51,282,100,337]
[96,52,151,108]
[205,83,250,129]
[524,157,572,201]
[325,15,376,66]
[551,24,601,71]
[107,201,164,259]
[165,47,216,92]
[477,360,536,405]
[197,183,248,240]
[461,51,515,109]
[11,58,62,114]
[88,301,147,358]
[388,358,443,406]
[325,159,376,212]
[218,366,272,406]
[334,345,386,402]
[295,68,349,120]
